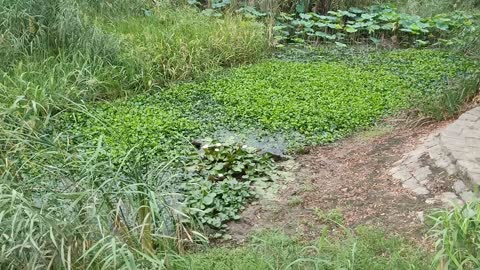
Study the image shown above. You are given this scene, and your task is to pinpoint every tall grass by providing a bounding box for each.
[169,227,430,269]
[418,73,480,120]
[0,0,269,119]
[398,0,480,17]
[430,201,480,270]
[0,111,195,269]
[104,4,268,86]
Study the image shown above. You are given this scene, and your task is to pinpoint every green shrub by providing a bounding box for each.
[180,140,278,231]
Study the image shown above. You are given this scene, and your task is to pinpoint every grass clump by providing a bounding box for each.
[430,201,480,269]
[105,6,269,86]
[170,228,430,269]
[0,118,187,269]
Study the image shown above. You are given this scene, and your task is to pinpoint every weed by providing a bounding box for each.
[315,208,345,225]
[287,195,304,206]
[169,227,430,269]
[180,141,278,231]
[429,201,480,269]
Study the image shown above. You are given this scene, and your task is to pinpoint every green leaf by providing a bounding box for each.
[345,25,358,33]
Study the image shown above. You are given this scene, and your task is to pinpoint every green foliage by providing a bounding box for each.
[315,208,345,225]
[0,0,269,120]
[309,47,480,118]
[0,115,188,269]
[169,228,430,269]
[104,5,268,86]
[180,141,277,230]
[274,5,478,47]
[67,49,477,162]
[429,201,480,269]
[62,49,477,237]
[63,101,203,162]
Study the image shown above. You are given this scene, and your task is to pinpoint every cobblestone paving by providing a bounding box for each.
[390,106,480,205]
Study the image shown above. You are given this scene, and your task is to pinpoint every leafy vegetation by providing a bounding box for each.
[274,5,478,47]
[312,48,480,118]
[180,141,278,232]
[60,47,478,236]
[1,0,480,268]
[66,49,478,161]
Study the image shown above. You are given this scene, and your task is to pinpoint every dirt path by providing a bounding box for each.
[228,121,450,243]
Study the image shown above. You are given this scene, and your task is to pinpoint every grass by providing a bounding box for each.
[430,201,480,269]
[169,227,430,269]
[103,6,268,86]
[1,0,480,269]
[0,114,189,269]
[0,0,269,119]
[397,0,480,17]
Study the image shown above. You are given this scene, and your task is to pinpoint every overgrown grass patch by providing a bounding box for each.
[99,5,268,86]
[169,228,430,269]
[337,49,480,118]
[0,0,269,119]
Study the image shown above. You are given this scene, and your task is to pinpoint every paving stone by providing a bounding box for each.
[460,191,477,202]
[389,166,402,175]
[413,186,430,195]
[390,106,480,199]
[470,173,480,185]
[403,178,430,195]
[412,166,432,181]
[419,179,430,185]
[438,192,462,206]
[453,180,467,193]
[392,169,412,182]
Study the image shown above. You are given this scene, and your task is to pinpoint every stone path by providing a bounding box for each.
[390,106,480,205]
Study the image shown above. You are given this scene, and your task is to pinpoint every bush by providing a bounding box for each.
[0,116,188,269]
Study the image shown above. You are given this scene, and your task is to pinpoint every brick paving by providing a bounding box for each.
[390,106,480,205]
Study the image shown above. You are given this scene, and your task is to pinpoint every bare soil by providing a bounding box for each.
[227,121,451,244]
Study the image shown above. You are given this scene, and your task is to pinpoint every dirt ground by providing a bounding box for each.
[227,120,452,244]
